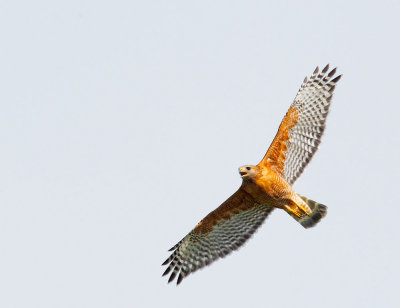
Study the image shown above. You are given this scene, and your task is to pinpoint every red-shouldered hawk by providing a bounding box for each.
[162,65,342,285]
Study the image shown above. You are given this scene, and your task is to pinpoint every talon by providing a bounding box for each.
[293,210,302,218]
[285,206,302,218]
[298,204,312,215]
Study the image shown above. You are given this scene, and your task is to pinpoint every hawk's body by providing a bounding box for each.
[162,65,342,284]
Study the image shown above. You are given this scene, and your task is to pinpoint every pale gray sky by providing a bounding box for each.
[1,1,399,307]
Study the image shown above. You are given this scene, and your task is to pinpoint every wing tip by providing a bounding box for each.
[331,74,342,83]
[328,67,337,78]
[168,241,181,251]
[167,265,181,283]
[162,258,170,266]
[162,265,173,276]
[177,273,184,285]
[313,64,342,80]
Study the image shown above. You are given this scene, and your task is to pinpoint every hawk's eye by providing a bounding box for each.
[246,167,251,171]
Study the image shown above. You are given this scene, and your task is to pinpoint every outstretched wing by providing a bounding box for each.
[258,64,342,185]
[162,187,274,285]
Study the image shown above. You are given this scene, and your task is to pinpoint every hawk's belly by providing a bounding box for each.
[243,172,295,208]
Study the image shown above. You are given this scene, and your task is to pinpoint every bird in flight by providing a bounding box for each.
[162,64,342,285]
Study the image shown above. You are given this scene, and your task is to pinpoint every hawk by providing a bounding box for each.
[162,64,341,285]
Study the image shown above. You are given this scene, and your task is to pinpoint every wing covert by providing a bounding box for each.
[162,187,274,285]
[258,64,341,185]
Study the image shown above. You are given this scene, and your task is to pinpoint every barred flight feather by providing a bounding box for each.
[162,188,274,285]
[259,64,342,185]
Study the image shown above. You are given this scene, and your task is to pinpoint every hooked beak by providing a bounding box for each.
[239,168,248,176]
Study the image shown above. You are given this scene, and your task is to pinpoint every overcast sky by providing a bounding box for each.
[1,1,400,307]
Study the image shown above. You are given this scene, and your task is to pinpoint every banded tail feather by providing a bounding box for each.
[294,195,327,228]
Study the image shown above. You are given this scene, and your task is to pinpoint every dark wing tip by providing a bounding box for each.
[328,67,337,78]
[177,273,184,285]
[162,258,170,266]
[331,74,342,83]
[168,269,178,283]
[313,66,319,74]
[321,64,330,74]
[168,241,180,251]
[162,265,172,276]
[162,251,177,266]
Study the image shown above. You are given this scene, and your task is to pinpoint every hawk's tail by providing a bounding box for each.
[295,195,327,228]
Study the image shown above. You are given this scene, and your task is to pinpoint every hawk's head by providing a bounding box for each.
[238,165,258,179]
